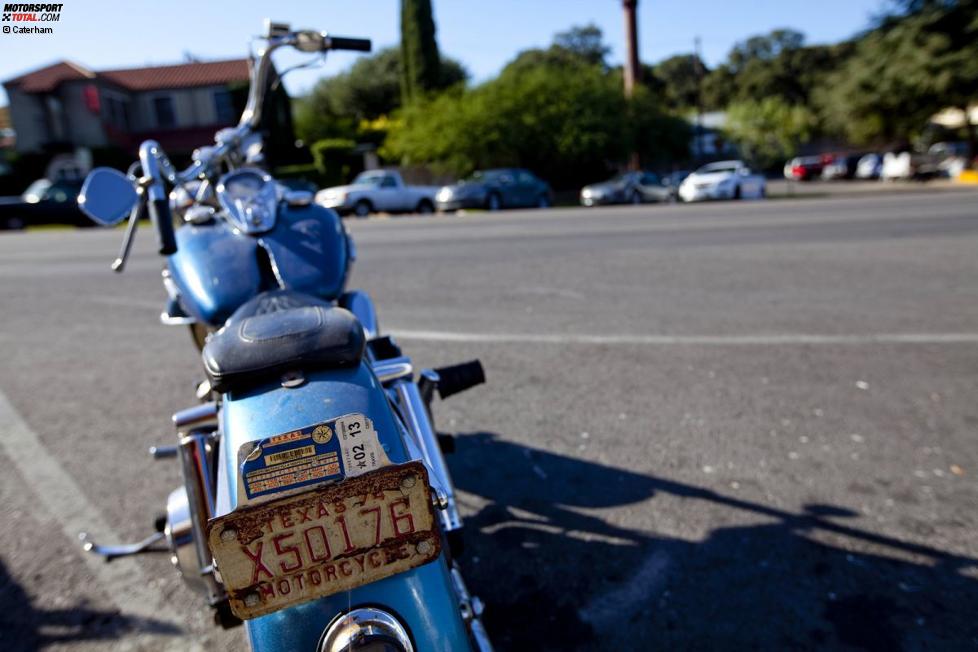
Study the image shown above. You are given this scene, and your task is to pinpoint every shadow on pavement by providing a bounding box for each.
[0,559,181,651]
[447,432,978,652]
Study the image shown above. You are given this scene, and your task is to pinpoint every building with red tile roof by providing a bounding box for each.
[2,57,276,156]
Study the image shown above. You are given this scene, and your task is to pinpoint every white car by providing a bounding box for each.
[316,170,439,217]
[855,153,882,179]
[678,160,766,202]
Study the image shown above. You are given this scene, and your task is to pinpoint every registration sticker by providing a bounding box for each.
[237,413,390,504]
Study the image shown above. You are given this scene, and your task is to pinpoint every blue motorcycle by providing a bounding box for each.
[77,21,492,652]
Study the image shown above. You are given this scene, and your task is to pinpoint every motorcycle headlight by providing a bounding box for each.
[319,608,414,652]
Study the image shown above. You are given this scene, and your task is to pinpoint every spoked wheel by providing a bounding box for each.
[537,194,551,209]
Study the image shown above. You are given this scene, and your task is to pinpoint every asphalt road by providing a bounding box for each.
[1,188,977,651]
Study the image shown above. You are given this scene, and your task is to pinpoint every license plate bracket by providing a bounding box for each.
[207,461,441,619]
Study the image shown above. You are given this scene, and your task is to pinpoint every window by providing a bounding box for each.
[104,95,130,130]
[380,175,397,188]
[153,95,176,128]
[517,171,535,185]
[640,173,661,186]
[213,89,236,124]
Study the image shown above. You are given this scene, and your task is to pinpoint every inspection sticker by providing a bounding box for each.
[237,413,390,504]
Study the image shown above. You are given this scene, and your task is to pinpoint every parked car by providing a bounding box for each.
[0,178,86,230]
[678,160,766,202]
[436,168,552,211]
[928,141,970,178]
[783,156,824,181]
[855,153,882,179]
[881,150,942,181]
[821,153,864,180]
[315,169,439,217]
[663,170,691,191]
[580,171,673,206]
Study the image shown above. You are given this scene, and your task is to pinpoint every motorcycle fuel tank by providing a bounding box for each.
[259,202,351,301]
[167,203,351,327]
[167,220,263,326]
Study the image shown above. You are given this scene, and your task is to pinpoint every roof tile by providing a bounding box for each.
[6,58,250,93]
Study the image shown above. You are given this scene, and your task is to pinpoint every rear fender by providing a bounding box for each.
[215,362,471,652]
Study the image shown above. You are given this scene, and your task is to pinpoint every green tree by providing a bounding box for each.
[553,24,610,67]
[294,47,467,145]
[400,0,442,103]
[384,49,689,189]
[503,23,617,76]
[725,98,817,168]
[817,0,978,158]
[727,29,805,73]
[648,54,707,111]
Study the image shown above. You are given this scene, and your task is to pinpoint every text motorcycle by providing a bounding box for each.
[77,21,492,652]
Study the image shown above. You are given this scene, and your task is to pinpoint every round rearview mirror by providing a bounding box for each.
[78,167,139,226]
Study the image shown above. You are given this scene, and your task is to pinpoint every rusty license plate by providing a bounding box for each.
[207,461,441,619]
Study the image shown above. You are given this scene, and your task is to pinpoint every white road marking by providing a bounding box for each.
[0,391,186,632]
[81,296,978,347]
[578,549,671,629]
[390,329,978,345]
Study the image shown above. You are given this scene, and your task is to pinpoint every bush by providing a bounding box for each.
[310,139,358,187]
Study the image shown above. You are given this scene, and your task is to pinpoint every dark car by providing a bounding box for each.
[435,168,552,212]
[0,178,86,230]
[580,171,674,206]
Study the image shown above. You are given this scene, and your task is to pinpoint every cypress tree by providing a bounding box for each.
[400,0,442,104]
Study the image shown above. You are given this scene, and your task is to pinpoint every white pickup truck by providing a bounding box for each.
[678,160,767,202]
[315,170,439,217]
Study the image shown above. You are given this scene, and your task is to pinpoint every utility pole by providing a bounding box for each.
[622,0,640,98]
[694,36,704,163]
[623,0,641,170]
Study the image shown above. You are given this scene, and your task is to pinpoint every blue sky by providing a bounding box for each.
[0,0,887,105]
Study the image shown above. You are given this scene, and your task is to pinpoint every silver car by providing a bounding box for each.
[580,171,674,207]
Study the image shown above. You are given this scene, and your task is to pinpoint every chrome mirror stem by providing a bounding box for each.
[111,189,144,273]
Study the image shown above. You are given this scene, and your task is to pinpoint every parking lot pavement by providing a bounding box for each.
[1,189,977,650]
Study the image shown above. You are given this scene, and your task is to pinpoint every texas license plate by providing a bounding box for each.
[207,461,441,619]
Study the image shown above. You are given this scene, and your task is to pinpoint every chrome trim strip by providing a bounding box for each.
[373,358,413,384]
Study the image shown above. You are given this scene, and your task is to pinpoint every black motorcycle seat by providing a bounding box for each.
[202,290,365,393]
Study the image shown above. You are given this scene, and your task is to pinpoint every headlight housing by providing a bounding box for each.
[319,608,414,652]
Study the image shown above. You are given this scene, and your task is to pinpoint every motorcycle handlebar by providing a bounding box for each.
[325,36,371,52]
[125,24,370,259]
[148,196,177,256]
